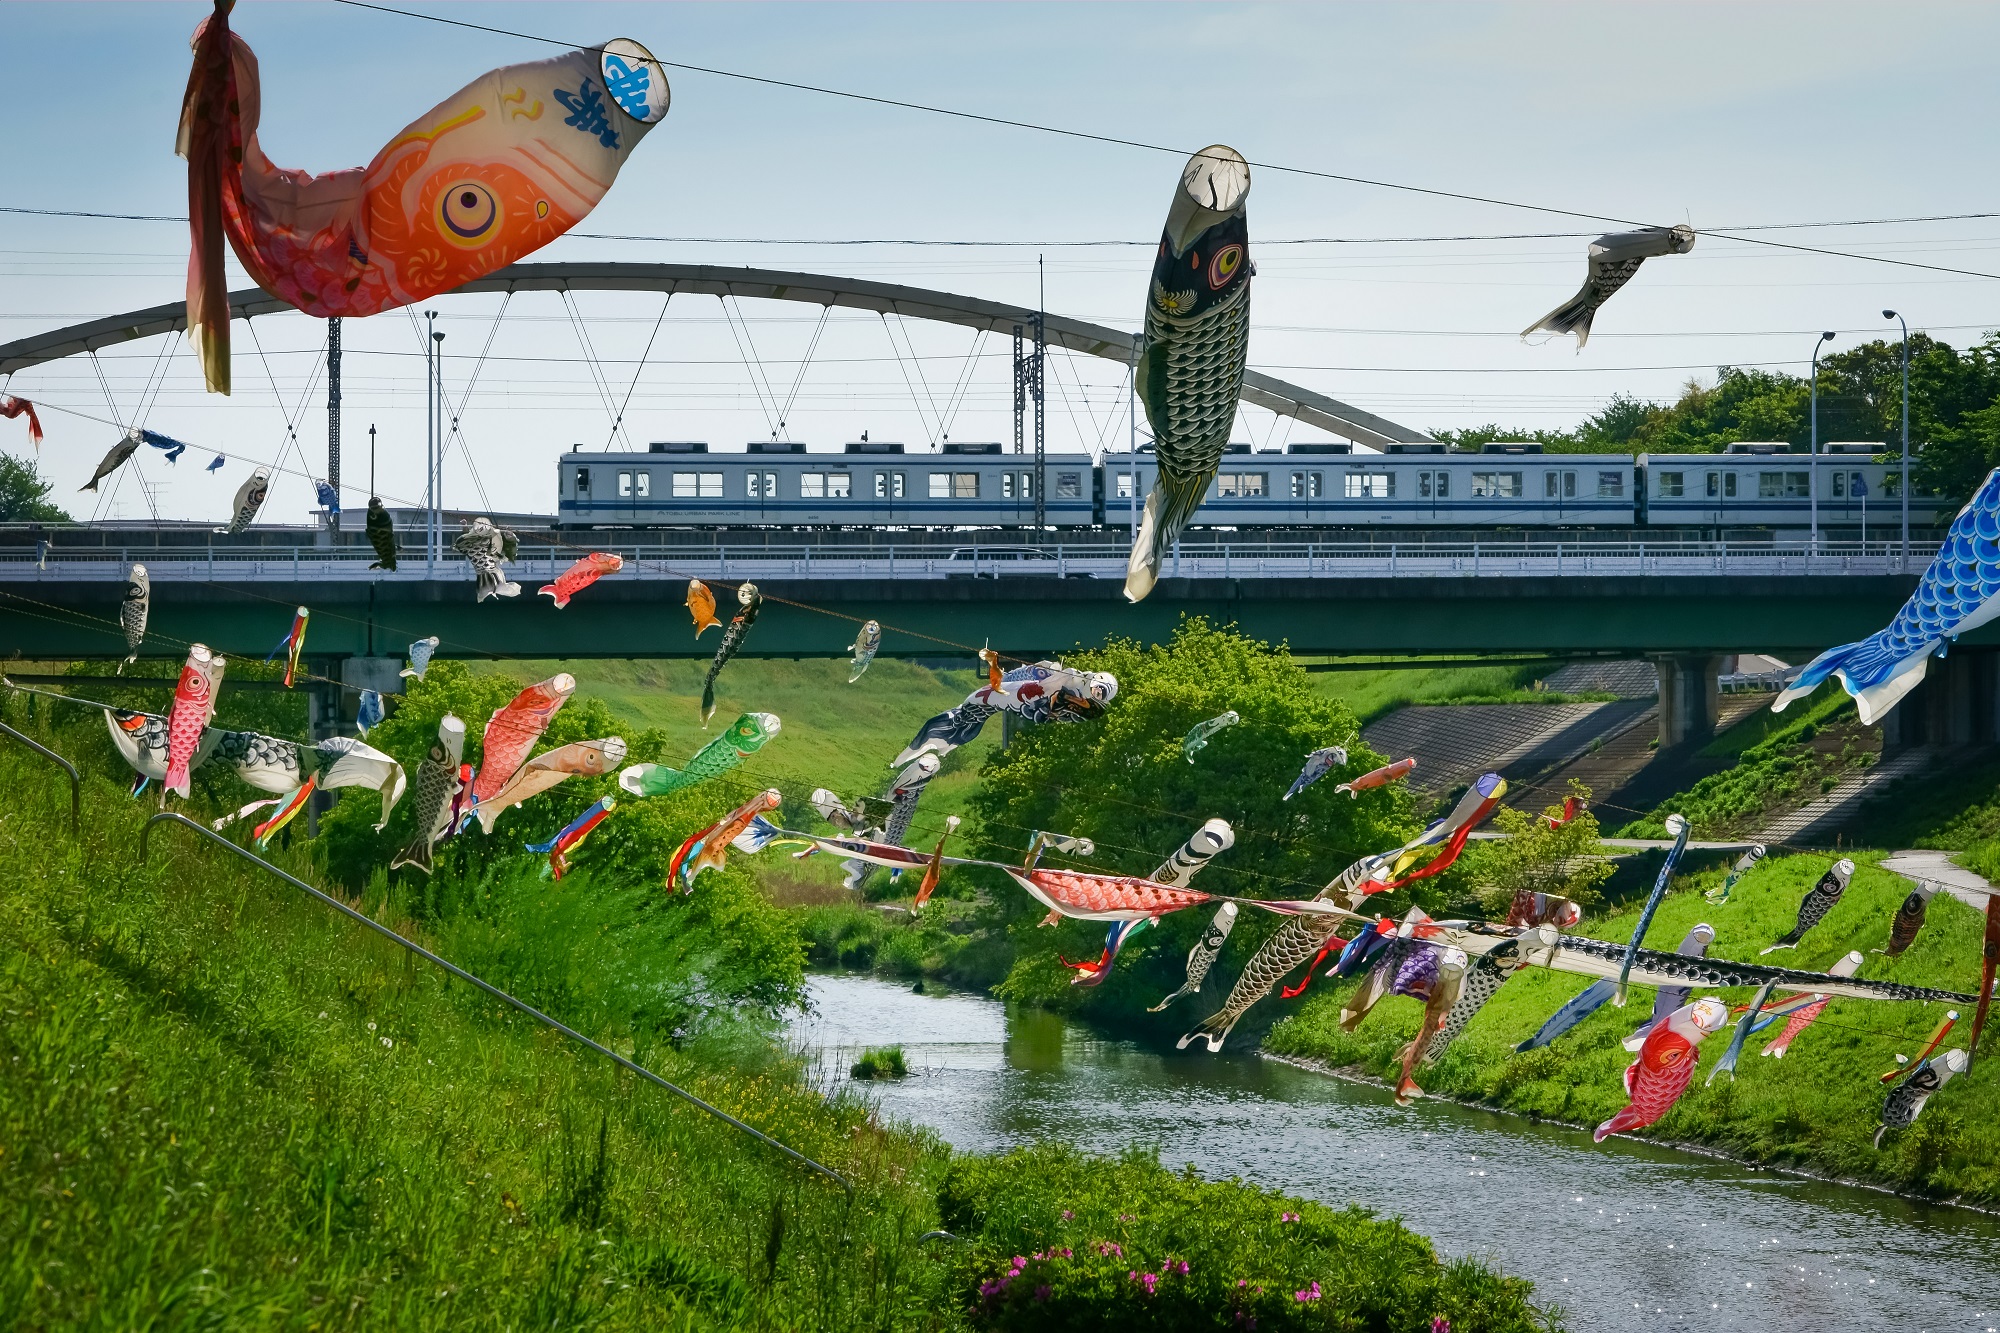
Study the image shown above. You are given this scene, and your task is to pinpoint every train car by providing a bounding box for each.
[557,441,1098,528]
[1637,442,1947,532]
[1101,442,1636,530]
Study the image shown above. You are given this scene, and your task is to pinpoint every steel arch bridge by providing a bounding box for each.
[0,261,1431,449]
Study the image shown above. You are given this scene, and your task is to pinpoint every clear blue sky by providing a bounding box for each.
[4,2,1998,523]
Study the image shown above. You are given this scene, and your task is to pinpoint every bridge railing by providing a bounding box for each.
[0,539,1936,583]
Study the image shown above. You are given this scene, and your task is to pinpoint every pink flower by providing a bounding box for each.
[1061,1210,1074,1221]
[1293,1281,1323,1303]
[1280,1211,1301,1223]
[1431,1320,1452,1333]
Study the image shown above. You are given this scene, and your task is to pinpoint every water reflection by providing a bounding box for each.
[794,973,2000,1333]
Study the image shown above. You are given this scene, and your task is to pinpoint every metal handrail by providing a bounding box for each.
[0,718,80,833]
[136,812,854,1202]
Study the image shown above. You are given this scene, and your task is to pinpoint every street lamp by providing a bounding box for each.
[1883,310,1910,566]
[1809,330,1835,553]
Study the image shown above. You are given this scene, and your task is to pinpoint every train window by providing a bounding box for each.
[1057,472,1082,498]
[875,471,905,499]
[1705,471,1719,498]
[1596,471,1623,498]
[1883,472,1902,497]
[1002,472,1035,499]
[929,473,951,498]
[619,471,634,498]
[828,472,852,498]
[574,467,592,495]
[1724,473,1737,498]
[1656,471,1683,499]
[635,471,651,498]
[748,471,779,499]
[701,473,722,497]
[1115,472,1136,500]
[802,473,827,499]
[1759,471,1810,498]
[943,472,979,498]
[1289,471,1323,499]
[1341,472,1390,499]
[1416,470,1450,500]
[1832,472,1844,498]
[1219,472,1268,498]
[1850,471,1866,498]
[1543,470,1577,500]
[1471,472,1521,498]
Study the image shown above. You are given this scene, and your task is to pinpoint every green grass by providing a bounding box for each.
[471,657,998,824]
[1266,850,1998,1202]
[848,1047,908,1081]
[1305,664,1613,725]
[0,708,1554,1330]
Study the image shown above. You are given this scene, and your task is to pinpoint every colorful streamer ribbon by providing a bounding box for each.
[526,796,615,880]
[252,777,316,847]
[265,606,309,688]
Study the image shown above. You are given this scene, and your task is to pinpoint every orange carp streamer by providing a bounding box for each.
[178,1,669,393]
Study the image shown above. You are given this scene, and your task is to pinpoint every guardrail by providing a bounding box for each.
[0,539,1937,583]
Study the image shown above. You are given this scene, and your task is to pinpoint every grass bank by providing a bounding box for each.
[0,711,1556,1330]
[1265,850,1998,1204]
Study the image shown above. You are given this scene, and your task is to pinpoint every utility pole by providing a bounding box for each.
[1884,309,1910,567]
[1034,255,1046,529]
[325,317,341,532]
[1809,330,1835,556]
[430,318,446,568]
[1129,330,1142,532]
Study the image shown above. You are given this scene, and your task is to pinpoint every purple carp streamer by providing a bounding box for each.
[1521,224,1695,349]
[1126,146,1252,603]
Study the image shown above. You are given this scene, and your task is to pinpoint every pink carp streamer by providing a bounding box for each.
[668,789,783,891]
[178,1,668,393]
[471,675,575,809]
[164,645,225,798]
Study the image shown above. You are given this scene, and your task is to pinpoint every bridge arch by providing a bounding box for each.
[0,261,1429,449]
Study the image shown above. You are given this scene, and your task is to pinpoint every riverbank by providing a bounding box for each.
[0,715,1555,1331]
[1264,849,2000,1205]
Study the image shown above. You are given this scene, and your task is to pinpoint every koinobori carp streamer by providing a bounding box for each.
[178,2,668,392]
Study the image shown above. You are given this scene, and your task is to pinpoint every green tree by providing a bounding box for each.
[1456,780,1613,917]
[968,619,1419,1024]
[0,454,69,522]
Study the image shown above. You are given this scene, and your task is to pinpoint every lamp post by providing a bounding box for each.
[424,310,436,575]
[1883,309,1910,567]
[1809,330,1835,554]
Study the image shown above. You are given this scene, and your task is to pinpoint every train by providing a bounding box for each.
[554,439,1948,536]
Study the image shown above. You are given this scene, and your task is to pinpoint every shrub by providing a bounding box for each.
[939,1145,1555,1332]
[850,1046,908,1080]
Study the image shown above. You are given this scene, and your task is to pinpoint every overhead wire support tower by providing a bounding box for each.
[1012,315,1045,527]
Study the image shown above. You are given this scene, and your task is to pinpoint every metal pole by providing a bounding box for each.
[1885,310,1909,565]
[369,423,377,498]
[424,312,436,576]
[1034,256,1046,530]
[325,317,341,531]
[431,321,446,566]
[1129,331,1140,533]
[1809,330,1834,555]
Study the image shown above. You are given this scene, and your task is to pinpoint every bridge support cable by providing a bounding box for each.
[325,318,342,529]
[772,304,831,441]
[0,263,1431,447]
[718,295,785,440]
[601,292,673,452]
[438,292,513,514]
[934,328,988,448]
[130,810,856,1201]
[879,312,943,447]
[246,319,329,523]
[560,289,637,452]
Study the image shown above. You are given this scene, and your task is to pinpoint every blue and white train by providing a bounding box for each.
[555,439,1946,534]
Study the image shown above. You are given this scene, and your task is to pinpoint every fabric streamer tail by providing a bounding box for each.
[1883,1011,1958,1083]
[914,816,960,910]
[1973,895,2000,1068]
[1615,814,1690,1005]
[1705,980,1777,1086]
[250,777,316,847]
[1516,980,1616,1052]
[0,395,44,447]
[1124,470,1209,604]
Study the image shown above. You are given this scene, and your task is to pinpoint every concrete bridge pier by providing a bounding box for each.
[1654,654,1723,748]
[1881,648,2000,751]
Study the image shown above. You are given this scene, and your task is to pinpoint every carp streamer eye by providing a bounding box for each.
[436,181,501,247]
[1208,244,1244,290]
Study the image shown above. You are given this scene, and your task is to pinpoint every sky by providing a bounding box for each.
[4,1,2000,525]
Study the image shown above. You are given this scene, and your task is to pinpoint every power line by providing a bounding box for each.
[316,1,2000,283]
[9,204,2000,249]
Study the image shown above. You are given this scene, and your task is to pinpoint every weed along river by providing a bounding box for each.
[794,973,2000,1333]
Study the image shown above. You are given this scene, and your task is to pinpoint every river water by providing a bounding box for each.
[792,973,2000,1333]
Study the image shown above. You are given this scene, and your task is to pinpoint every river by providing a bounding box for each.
[792,972,2000,1333]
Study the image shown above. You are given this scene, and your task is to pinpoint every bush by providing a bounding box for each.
[970,619,1418,1029]
[850,1045,908,1080]
[939,1145,1556,1332]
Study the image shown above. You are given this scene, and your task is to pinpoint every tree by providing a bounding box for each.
[968,618,1420,1023]
[1456,781,1613,918]
[0,454,68,522]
